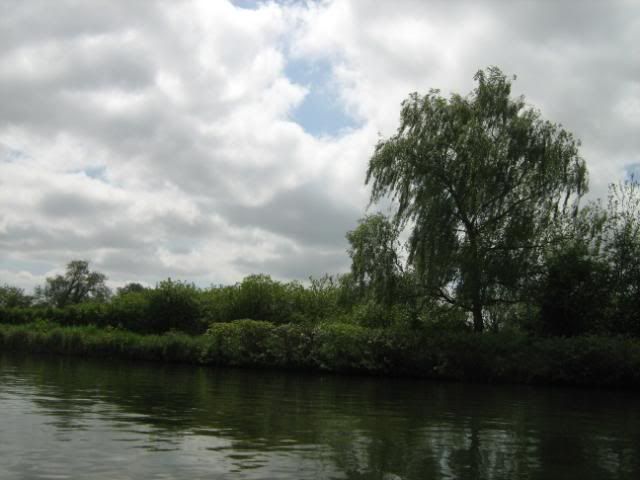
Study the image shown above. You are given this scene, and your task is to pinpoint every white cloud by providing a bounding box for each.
[0,269,45,292]
[292,1,640,196]
[0,0,638,291]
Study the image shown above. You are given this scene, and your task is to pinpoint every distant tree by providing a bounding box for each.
[366,67,588,331]
[117,282,147,296]
[36,260,111,307]
[0,284,32,308]
[346,213,404,305]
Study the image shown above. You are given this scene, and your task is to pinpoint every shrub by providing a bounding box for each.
[48,302,110,328]
[108,291,152,331]
[311,322,379,372]
[537,246,611,336]
[341,301,390,328]
[202,275,310,325]
[205,319,276,365]
[146,279,204,334]
[0,306,41,325]
[268,323,315,368]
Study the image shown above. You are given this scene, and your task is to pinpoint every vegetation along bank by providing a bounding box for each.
[2,320,640,389]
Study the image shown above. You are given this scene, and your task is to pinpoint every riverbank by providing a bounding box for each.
[2,319,640,389]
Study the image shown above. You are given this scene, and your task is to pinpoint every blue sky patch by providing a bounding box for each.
[83,166,107,181]
[285,57,360,137]
[0,144,30,163]
[624,163,640,181]
[229,0,262,10]
[230,0,303,9]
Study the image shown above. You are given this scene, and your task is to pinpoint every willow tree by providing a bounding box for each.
[366,67,588,331]
[346,213,403,305]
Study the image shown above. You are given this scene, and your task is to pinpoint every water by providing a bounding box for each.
[1,353,639,480]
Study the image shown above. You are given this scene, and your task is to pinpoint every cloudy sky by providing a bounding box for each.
[1,0,638,291]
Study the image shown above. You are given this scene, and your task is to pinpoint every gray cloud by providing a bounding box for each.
[235,245,349,280]
[0,221,145,254]
[38,191,120,218]
[222,181,359,247]
[0,1,162,51]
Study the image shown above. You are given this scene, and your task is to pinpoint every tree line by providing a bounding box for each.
[2,67,640,338]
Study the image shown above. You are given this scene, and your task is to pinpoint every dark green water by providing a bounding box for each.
[1,353,639,480]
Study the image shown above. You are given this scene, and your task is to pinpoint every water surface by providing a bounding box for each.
[1,353,639,479]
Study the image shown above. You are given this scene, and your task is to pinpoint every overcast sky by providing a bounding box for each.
[1,0,638,291]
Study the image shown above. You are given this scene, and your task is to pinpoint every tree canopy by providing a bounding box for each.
[366,67,588,331]
[36,260,111,307]
[346,213,403,305]
[0,284,32,308]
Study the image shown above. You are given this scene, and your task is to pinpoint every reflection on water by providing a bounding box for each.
[0,353,639,479]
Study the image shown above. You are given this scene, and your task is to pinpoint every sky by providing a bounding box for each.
[0,0,638,291]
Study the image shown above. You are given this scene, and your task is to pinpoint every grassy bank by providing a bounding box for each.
[2,319,640,389]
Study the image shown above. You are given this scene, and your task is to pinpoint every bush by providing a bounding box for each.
[145,279,204,334]
[51,302,110,328]
[311,322,379,372]
[340,301,390,328]
[0,306,41,325]
[268,323,315,368]
[202,275,313,325]
[537,246,611,336]
[205,319,276,365]
[108,291,152,331]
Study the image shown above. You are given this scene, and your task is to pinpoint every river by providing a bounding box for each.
[1,353,639,479]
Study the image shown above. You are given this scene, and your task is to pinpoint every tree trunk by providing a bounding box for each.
[468,233,484,333]
[472,300,484,332]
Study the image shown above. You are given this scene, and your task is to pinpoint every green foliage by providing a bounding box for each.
[116,282,147,295]
[418,302,470,332]
[0,306,42,324]
[300,275,346,322]
[533,180,640,337]
[202,274,345,325]
[0,322,210,362]
[268,323,315,367]
[203,276,269,323]
[205,319,276,365]
[366,67,587,331]
[226,274,300,324]
[522,335,640,387]
[109,291,152,331]
[0,284,32,308]
[35,260,111,307]
[347,213,403,305]
[0,303,111,328]
[146,279,204,334]
[341,300,390,328]
[49,302,111,327]
[312,323,382,372]
[2,321,640,388]
[537,245,611,337]
[334,301,416,330]
[602,180,640,335]
[1,273,354,334]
